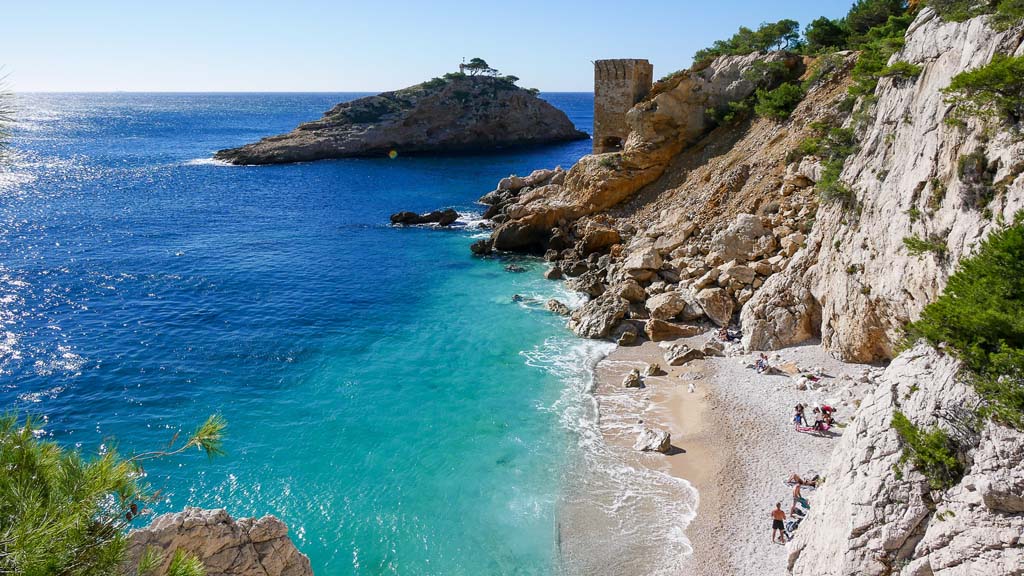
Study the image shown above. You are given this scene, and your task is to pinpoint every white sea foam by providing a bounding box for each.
[522,336,699,575]
[183,157,233,167]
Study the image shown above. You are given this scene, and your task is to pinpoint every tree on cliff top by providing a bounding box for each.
[463,57,498,76]
[693,19,801,63]
[0,414,226,575]
[905,213,1024,428]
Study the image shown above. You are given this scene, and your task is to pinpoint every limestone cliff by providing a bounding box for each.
[787,343,1024,575]
[214,76,587,165]
[465,8,1023,576]
[743,9,1024,362]
[474,51,802,253]
[123,508,312,576]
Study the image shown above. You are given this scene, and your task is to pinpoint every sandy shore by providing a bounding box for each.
[593,333,874,575]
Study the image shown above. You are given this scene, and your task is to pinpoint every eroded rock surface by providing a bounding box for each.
[787,344,1024,576]
[124,508,312,576]
[743,8,1024,362]
[215,77,586,164]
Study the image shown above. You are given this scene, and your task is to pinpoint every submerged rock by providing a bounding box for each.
[215,76,587,165]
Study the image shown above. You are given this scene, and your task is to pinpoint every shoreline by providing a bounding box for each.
[590,333,873,575]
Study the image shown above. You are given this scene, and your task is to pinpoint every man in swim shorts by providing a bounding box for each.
[772,502,787,543]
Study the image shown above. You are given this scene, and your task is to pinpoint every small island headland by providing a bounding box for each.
[214,60,588,165]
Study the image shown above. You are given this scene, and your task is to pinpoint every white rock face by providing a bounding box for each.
[124,508,312,576]
[787,344,1024,576]
[742,9,1024,362]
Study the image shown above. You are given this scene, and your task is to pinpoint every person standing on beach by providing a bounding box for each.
[771,503,787,543]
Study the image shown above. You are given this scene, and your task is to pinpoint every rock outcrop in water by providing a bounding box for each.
[123,508,312,576]
[214,75,587,165]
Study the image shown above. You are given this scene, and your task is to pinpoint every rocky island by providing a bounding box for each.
[214,61,588,165]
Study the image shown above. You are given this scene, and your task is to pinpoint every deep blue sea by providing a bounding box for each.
[0,93,695,575]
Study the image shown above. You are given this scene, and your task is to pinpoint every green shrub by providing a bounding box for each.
[906,214,1024,428]
[942,54,1024,126]
[907,206,923,222]
[880,61,923,80]
[804,16,849,52]
[598,154,621,169]
[891,411,965,489]
[754,82,805,119]
[903,234,948,257]
[929,177,947,211]
[818,161,858,208]
[421,77,447,90]
[846,0,909,39]
[802,54,848,90]
[706,99,753,125]
[694,19,801,63]
[928,0,1024,29]
[741,60,794,87]
[0,414,225,575]
[848,14,915,98]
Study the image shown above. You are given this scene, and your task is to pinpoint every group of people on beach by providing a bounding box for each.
[771,473,821,543]
[793,403,835,432]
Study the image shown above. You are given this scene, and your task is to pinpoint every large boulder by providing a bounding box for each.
[568,293,629,339]
[123,508,312,576]
[644,319,701,342]
[664,343,705,366]
[707,213,767,263]
[622,368,644,388]
[695,288,734,327]
[633,427,672,453]
[580,227,622,255]
[645,291,688,320]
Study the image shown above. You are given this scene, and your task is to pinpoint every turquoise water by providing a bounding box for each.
[0,92,592,573]
[1,93,696,575]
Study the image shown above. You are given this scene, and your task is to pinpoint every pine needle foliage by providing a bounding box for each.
[0,414,225,575]
[905,214,1024,428]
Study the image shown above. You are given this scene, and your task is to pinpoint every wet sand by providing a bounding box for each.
[592,335,871,575]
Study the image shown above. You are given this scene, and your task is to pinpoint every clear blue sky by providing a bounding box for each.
[5,0,855,92]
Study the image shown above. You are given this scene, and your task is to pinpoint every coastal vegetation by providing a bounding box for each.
[927,0,1024,29]
[0,414,225,575]
[942,54,1024,127]
[693,19,801,63]
[894,215,1024,486]
[902,234,948,257]
[905,214,1024,428]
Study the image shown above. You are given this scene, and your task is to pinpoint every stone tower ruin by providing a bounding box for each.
[592,59,653,154]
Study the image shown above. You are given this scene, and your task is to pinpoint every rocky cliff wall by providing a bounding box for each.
[477,52,801,253]
[123,508,312,576]
[742,9,1024,362]
[786,343,1024,575]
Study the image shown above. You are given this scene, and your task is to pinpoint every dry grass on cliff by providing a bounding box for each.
[609,60,855,235]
